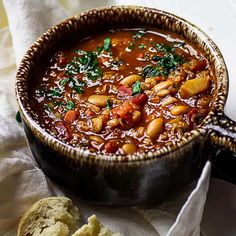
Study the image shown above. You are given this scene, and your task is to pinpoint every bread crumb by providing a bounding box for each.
[72,215,121,236]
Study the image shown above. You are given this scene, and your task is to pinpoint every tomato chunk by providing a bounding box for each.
[112,101,138,119]
[189,59,207,72]
[64,110,76,123]
[131,93,148,105]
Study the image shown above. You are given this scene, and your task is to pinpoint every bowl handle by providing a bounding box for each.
[205,111,236,183]
[206,112,236,153]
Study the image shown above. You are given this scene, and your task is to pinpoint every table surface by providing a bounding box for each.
[1,0,236,235]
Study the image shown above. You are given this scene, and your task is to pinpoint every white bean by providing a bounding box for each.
[87,103,101,113]
[120,74,141,86]
[171,105,189,116]
[107,118,120,127]
[153,80,173,92]
[162,96,178,106]
[88,95,109,107]
[89,135,104,144]
[156,89,170,97]
[132,110,141,122]
[146,118,163,138]
[92,117,103,133]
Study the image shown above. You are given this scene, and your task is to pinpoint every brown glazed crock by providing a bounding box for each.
[15,6,236,205]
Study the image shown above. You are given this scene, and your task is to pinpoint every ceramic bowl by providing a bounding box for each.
[15,6,236,205]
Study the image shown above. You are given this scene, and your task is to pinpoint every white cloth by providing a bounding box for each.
[0,0,213,235]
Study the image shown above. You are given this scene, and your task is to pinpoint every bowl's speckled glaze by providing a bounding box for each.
[15,6,236,205]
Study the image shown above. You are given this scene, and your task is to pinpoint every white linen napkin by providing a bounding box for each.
[0,0,211,235]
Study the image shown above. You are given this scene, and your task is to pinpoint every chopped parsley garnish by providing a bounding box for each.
[96,46,103,54]
[48,88,62,97]
[59,77,86,94]
[160,53,184,71]
[69,78,86,94]
[74,85,84,94]
[142,65,165,77]
[106,99,112,110]
[132,81,142,95]
[142,43,185,77]
[126,30,147,51]
[152,55,160,61]
[156,43,173,53]
[66,51,102,81]
[138,43,146,50]
[133,30,146,39]
[96,38,112,53]
[74,49,86,55]
[65,101,75,111]
[56,50,102,96]
[59,77,70,86]
[15,111,22,123]
[103,38,111,51]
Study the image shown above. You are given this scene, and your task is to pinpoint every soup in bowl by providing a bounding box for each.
[30,27,215,155]
[16,6,235,205]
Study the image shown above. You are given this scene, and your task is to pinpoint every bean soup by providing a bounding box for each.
[30,28,215,155]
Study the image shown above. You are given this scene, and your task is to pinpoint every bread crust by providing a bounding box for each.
[17,197,80,236]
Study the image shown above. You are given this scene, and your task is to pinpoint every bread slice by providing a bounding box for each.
[72,215,121,236]
[17,197,80,236]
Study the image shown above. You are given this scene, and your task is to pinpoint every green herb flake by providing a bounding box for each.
[156,43,173,53]
[106,99,112,110]
[74,85,84,94]
[103,38,111,51]
[66,51,102,81]
[65,101,75,111]
[48,88,61,97]
[138,43,146,50]
[87,67,102,81]
[152,55,160,61]
[15,111,22,123]
[142,65,166,78]
[74,49,86,55]
[158,53,184,72]
[142,42,185,78]
[133,30,146,39]
[96,46,103,54]
[132,81,142,95]
[59,77,70,86]
[69,78,86,94]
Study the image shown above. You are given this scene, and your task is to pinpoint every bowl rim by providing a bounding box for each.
[15,5,228,163]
